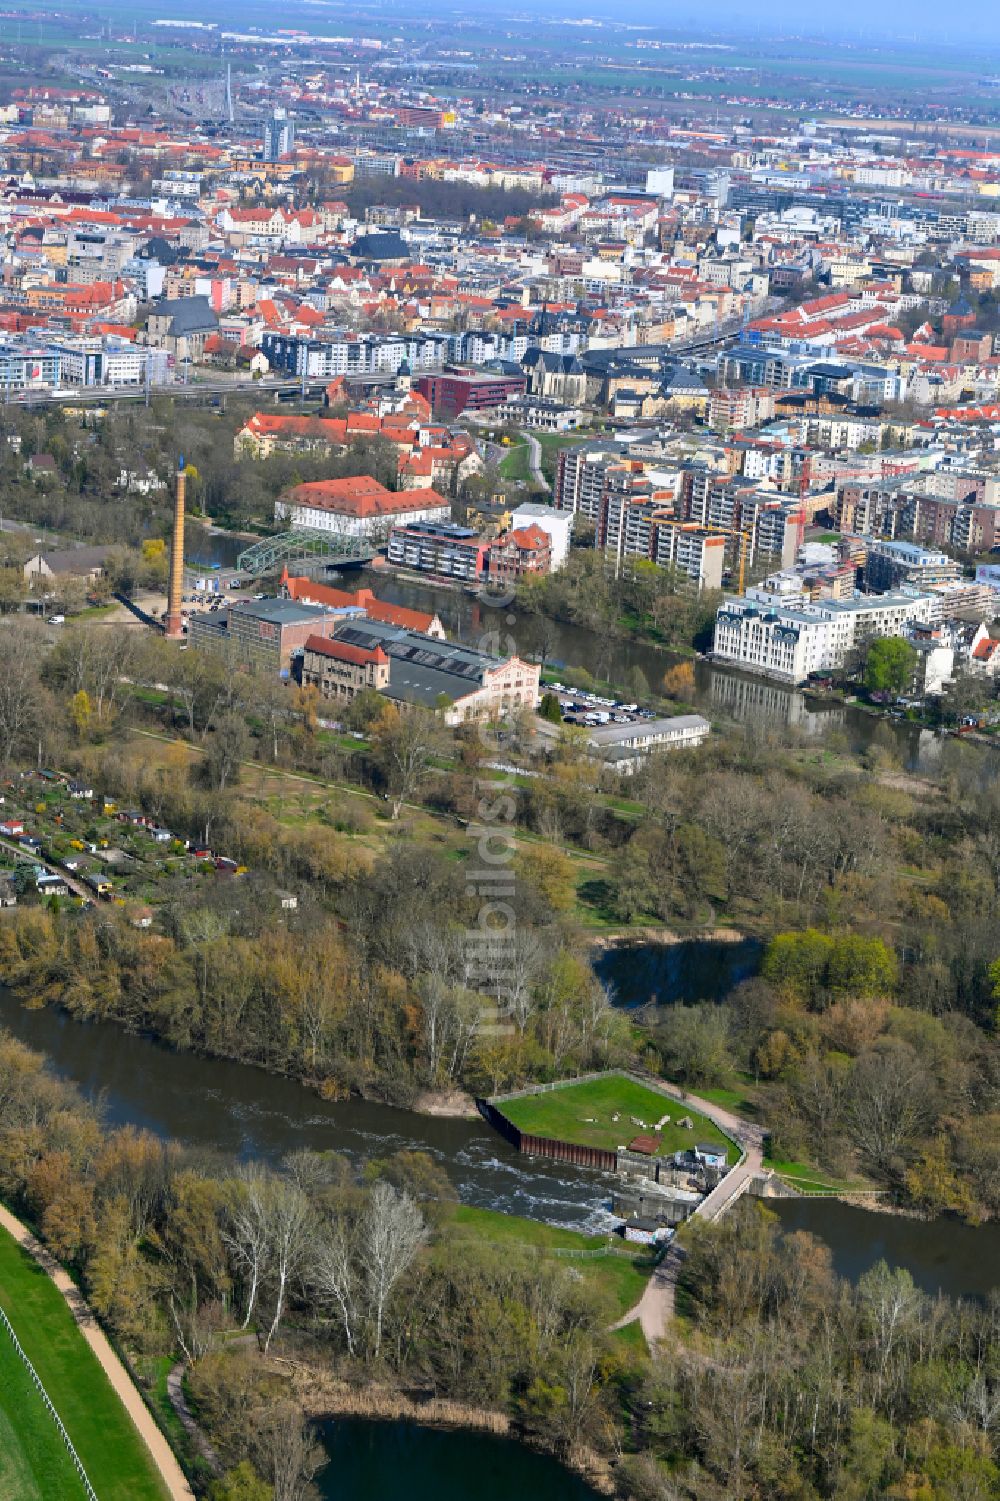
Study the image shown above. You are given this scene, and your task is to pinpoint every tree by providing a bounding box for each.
[204,714,249,792]
[0,620,45,766]
[662,661,696,700]
[261,1177,313,1354]
[538,691,563,724]
[864,637,917,697]
[0,566,26,613]
[208,1462,273,1501]
[255,1403,324,1501]
[223,1166,272,1329]
[359,1181,426,1358]
[940,669,992,725]
[513,843,575,913]
[69,689,92,740]
[655,1003,732,1087]
[369,704,442,820]
[826,934,897,997]
[312,1213,359,1355]
[846,1042,930,1179]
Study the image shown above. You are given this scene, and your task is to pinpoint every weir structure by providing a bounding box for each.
[165,455,187,640]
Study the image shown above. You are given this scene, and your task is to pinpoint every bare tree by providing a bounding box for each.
[204,713,249,792]
[223,1165,271,1329]
[255,1401,325,1501]
[261,1177,313,1354]
[359,1182,426,1359]
[845,1042,930,1179]
[370,704,442,820]
[312,1214,359,1357]
[0,621,44,766]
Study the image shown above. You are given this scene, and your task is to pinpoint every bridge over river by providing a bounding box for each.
[613,1091,770,1343]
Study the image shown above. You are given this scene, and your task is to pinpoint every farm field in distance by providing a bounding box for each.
[499,1074,735,1158]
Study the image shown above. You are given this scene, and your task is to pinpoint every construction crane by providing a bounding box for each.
[737,526,750,596]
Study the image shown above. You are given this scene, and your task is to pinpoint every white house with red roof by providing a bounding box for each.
[275,474,451,538]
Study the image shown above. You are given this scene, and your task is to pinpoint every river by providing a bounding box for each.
[1,985,996,1300]
[0,987,619,1235]
[315,1419,600,1501]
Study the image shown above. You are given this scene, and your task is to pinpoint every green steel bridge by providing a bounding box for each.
[235,529,375,578]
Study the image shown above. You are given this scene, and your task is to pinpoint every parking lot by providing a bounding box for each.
[547,683,659,729]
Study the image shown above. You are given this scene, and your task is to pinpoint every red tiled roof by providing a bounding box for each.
[304,634,388,667]
[282,476,449,519]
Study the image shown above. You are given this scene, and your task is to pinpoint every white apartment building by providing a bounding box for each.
[511,503,574,570]
[713,589,937,683]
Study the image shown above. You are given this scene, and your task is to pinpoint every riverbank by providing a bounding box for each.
[411,1087,478,1118]
[288,1368,616,1497]
[589,925,749,951]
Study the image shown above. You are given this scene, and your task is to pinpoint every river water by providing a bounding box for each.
[0,988,619,1235]
[1,985,997,1299]
[772,1198,1000,1301]
[315,1419,599,1501]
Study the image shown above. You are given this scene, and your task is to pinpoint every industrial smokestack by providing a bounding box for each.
[164,455,186,640]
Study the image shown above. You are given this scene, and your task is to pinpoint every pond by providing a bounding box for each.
[594,937,762,1010]
[314,1418,601,1501]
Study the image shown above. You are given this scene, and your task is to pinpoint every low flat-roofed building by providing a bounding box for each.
[587,714,711,773]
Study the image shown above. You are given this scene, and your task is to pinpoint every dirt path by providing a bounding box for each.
[167,1362,219,1474]
[0,1203,195,1500]
[612,1084,766,1346]
[0,834,91,901]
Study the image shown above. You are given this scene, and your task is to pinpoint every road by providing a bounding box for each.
[0,1202,195,1500]
[612,1083,766,1345]
[522,430,551,493]
[7,376,318,408]
[0,835,91,901]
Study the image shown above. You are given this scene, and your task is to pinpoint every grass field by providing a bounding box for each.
[119,727,632,929]
[763,1156,862,1195]
[450,1205,654,1321]
[499,1074,734,1159]
[0,1334,87,1501]
[498,441,532,484]
[0,1228,169,1501]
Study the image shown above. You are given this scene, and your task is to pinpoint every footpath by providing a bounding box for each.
[611,1087,766,1345]
[0,1202,195,1501]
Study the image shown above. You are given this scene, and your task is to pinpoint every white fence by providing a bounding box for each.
[0,1302,98,1501]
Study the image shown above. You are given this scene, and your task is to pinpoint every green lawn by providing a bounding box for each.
[0,1333,87,1501]
[696,1083,760,1118]
[499,441,531,484]
[763,1157,859,1195]
[0,1227,170,1501]
[449,1206,653,1320]
[499,1074,734,1160]
[610,1319,650,1361]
